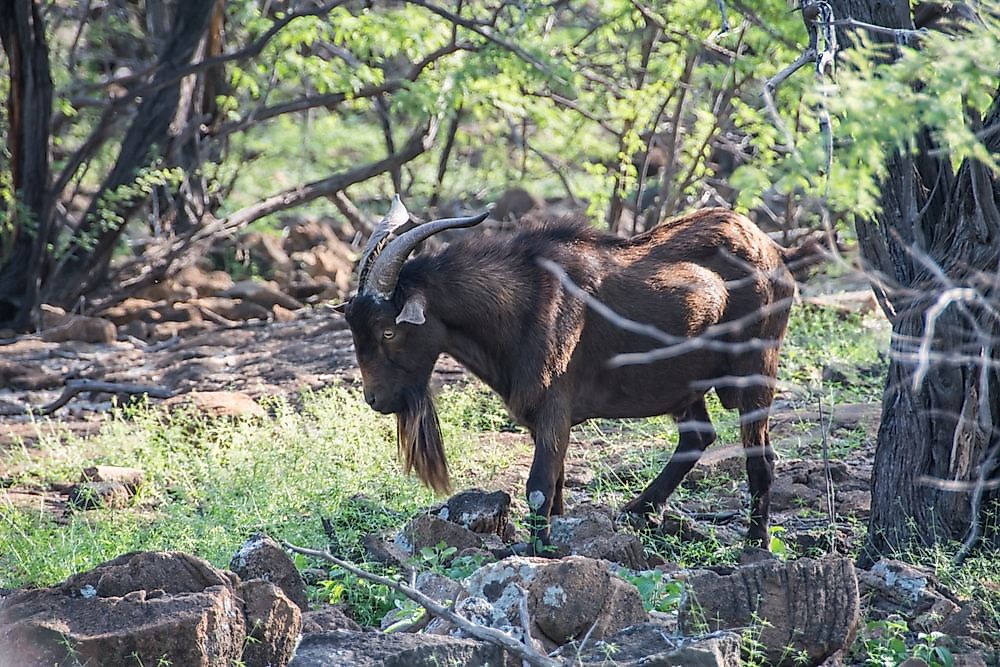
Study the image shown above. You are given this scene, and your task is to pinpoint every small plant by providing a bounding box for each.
[411,542,458,574]
[768,525,791,561]
[855,618,955,667]
[741,611,775,667]
[616,568,684,613]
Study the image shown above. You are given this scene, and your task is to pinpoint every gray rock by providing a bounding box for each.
[230,534,309,611]
[573,624,742,667]
[289,630,504,666]
[240,579,302,667]
[680,557,860,666]
[441,489,511,537]
[549,504,648,569]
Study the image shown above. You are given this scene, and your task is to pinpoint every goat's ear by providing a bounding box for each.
[332,299,351,314]
[396,293,426,326]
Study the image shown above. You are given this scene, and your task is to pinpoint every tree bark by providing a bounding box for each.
[0,0,53,329]
[43,0,215,306]
[821,0,1000,562]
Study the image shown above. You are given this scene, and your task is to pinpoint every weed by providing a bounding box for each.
[616,568,684,613]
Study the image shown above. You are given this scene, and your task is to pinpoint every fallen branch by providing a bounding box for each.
[1,380,174,417]
[283,541,561,667]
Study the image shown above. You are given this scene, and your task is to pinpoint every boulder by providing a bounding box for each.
[429,555,647,649]
[403,514,485,558]
[164,391,266,419]
[81,465,144,490]
[239,579,301,667]
[39,303,70,328]
[490,188,545,222]
[222,280,303,311]
[438,489,511,537]
[573,623,742,667]
[40,315,116,344]
[67,480,133,510]
[381,572,463,631]
[174,266,235,297]
[290,630,504,667]
[550,504,648,570]
[680,557,860,666]
[230,534,308,610]
[301,605,361,633]
[0,552,245,667]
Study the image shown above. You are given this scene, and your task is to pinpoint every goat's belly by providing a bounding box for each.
[570,365,704,422]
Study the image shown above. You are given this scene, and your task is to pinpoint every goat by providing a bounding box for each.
[338,196,803,550]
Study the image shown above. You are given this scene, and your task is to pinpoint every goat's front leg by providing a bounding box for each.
[525,410,571,556]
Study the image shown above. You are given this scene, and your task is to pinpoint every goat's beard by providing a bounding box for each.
[396,386,451,495]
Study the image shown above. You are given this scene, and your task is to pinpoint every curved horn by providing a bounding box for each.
[364,209,490,298]
[356,195,413,289]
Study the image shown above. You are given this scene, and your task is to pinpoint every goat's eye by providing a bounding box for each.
[382,329,395,340]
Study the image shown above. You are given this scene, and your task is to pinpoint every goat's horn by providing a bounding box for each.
[356,195,414,289]
[365,209,490,298]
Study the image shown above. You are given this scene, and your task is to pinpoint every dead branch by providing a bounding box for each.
[283,541,561,667]
[0,380,174,417]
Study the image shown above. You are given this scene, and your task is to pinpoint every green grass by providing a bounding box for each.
[0,384,514,590]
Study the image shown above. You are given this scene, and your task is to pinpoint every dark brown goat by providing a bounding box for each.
[339,198,803,549]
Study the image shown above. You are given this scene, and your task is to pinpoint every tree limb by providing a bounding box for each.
[283,541,561,667]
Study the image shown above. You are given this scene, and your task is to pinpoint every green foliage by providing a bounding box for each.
[616,568,684,613]
[856,618,955,667]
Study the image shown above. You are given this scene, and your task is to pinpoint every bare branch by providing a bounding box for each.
[283,542,561,667]
[0,380,174,417]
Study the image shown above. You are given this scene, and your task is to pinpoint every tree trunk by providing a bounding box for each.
[43,0,215,306]
[822,0,1000,562]
[0,0,53,330]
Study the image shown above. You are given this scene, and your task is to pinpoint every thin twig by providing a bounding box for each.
[284,542,561,667]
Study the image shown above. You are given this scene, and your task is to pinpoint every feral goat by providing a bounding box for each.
[338,197,807,549]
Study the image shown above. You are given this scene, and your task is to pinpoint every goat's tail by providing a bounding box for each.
[779,234,830,281]
[396,387,451,495]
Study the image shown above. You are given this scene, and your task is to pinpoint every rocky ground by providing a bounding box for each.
[1,220,997,665]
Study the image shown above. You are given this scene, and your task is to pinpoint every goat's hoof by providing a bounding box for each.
[617,509,657,531]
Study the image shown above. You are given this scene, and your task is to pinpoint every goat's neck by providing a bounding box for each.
[425,274,527,401]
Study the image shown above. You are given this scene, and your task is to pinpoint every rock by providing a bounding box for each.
[431,555,646,649]
[192,296,272,322]
[100,298,159,326]
[290,631,503,667]
[230,534,308,611]
[67,480,132,510]
[439,489,511,536]
[175,266,234,297]
[491,188,545,222]
[301,605,361,633]
[272,304,297,322]
[293,245,353,289]
[550,504,648,569]
[81,465,144,490]
[530,556,648,644]
[164,391,266,418]
[243,231,294,274]
[403,514,484,557]
[40,315,116,344]
[574,623,742,666]
[0,360,61,390]
[39,303,69,328]
[0,552,246,667]
[284,220,343,252]
[803,290,878,315]
[363,533,412,569]
[680,557,860,666]
[239,579,301,667]
[222,280,303,311]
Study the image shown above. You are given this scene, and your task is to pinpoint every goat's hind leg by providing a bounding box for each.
[621,397,716,524]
